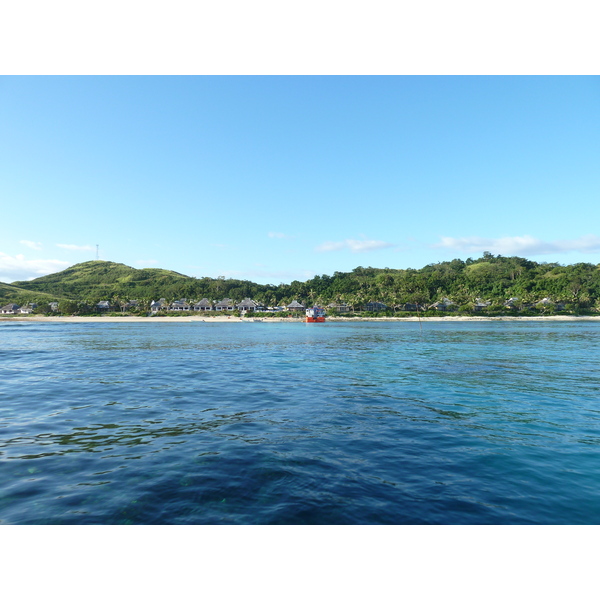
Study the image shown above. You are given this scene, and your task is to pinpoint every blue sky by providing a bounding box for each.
[1,76,599,284]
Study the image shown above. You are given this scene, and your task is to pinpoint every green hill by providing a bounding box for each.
[11,261,194,301]
[5,255,600,314]
[0,281,58,305]
[10,260,274,305]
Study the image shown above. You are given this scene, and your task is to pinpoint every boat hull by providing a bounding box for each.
[305,316,325,323]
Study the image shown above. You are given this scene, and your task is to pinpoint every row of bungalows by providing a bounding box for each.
[146,297,562,314]
[8,296,564,316]
[95,300,139,312]
[149,298,309,313]
[362,302,426,312]
[358,297,565,312]
[362,302,429,312]
[430,297,567,311]
[109,296,570,314]
[0,303,38,314]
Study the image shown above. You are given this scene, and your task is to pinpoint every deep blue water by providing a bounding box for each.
[1,320,599,524]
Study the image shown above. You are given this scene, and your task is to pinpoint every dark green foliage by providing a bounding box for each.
[58,300,79,315]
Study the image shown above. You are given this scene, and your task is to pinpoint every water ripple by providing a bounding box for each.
[1,320,600,523]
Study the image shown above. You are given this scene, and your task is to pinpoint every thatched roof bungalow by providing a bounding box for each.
[237,298,259,311]
[215,298,235,311]
[194,298,213,311]
[430,298,457,311]
[150,298,167,312]
[397,303,419,312]
[286,300,305,311]
[327,303,351,313]
[19,303,37,314]
[473,298,491,311]
[0,304,20,314]
[170,299,191,311]
[365,302,386,311]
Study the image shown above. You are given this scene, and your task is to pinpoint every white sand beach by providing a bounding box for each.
[2,315,600,323]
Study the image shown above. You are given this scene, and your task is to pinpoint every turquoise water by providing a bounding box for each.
[1,320,599,524]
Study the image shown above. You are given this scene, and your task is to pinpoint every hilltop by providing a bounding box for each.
[10,261,194,301]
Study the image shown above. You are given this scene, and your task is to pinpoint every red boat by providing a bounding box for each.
[305,306,326,323]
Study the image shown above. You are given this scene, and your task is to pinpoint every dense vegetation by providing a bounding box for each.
[0,281,56,305]
[5,253,600,315]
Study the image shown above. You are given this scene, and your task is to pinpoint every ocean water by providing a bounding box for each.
[1,320,599,525]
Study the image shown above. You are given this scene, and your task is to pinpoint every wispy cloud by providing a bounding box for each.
[268,232,292,239]
[0,253,69,283]
[20,240,42,250]
[315,238,396,253]
[136,259,159,266]
[56,243,94,251]
[436,235,600,256]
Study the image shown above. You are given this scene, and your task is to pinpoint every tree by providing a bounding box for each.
[59,300,79,315]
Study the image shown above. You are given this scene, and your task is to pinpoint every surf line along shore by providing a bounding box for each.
[3,315,600,323]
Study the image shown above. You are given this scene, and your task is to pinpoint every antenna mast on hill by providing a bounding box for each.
[96,245,99,260]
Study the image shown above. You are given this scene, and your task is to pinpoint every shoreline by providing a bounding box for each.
[2,315,600,323]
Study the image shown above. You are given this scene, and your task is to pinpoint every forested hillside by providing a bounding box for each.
[6,254,600,313]
[0,281,57,305]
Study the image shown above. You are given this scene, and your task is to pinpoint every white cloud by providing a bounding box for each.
[0,252,70,283]
[315,238,396,253]
[56,243,94,251]
[20,240,42,250]
[436,235,600,256]
[136,259,159,265]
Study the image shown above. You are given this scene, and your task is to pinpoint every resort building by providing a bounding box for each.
[327,303,351,313]
[286,300,305,311]
[0,304,20,314]
[150,299,167,312]
[215,298,235,311]
[430,298,457,311]
[19,303,37,314]
[194,298,213,311]
[365,302,387,311]
[473,298,491,311]
[169,299,191,311]
[397,303,419,311]
[237,298,259,312]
